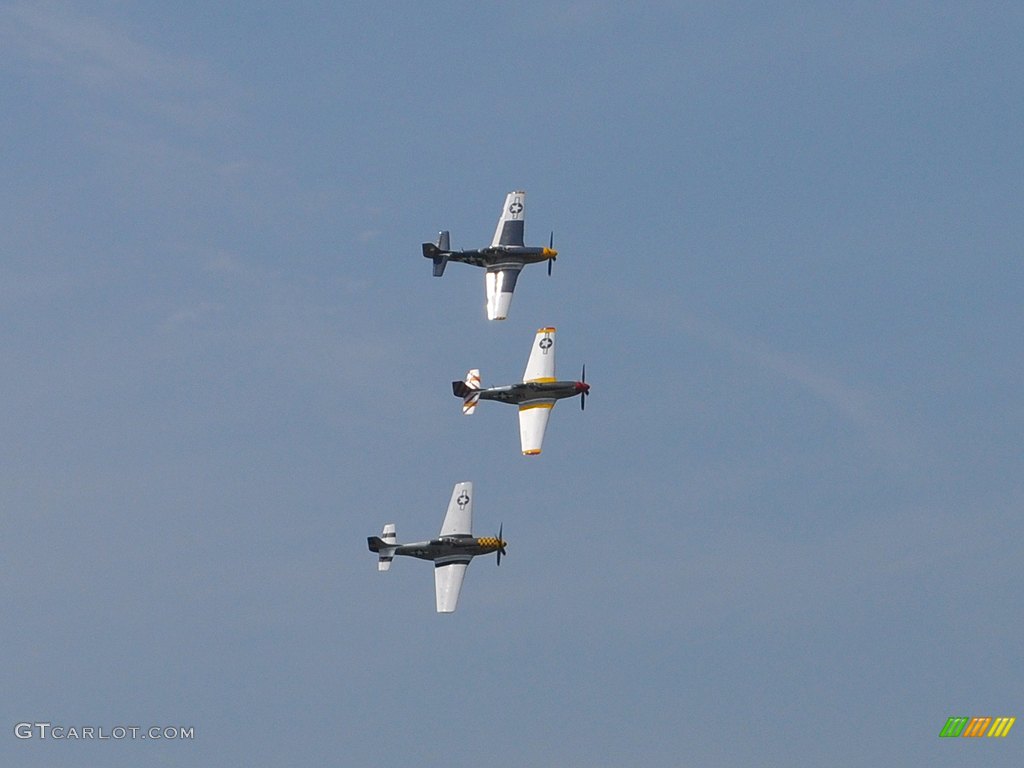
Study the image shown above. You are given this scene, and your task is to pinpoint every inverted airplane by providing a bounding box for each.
[367,481,506,613]
[453,327,589,455]
[422,190,558,320]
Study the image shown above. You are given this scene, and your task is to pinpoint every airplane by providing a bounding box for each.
[422,190,558,320]
[452,327,589,455]
[366,481,506,613]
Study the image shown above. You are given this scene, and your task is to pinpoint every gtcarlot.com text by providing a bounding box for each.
[14,722,194,741]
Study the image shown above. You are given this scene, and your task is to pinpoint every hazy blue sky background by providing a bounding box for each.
[2,2,1021,766]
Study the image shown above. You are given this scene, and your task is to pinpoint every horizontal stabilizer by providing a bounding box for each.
[462,392,480,415]
[453,369,481,414]
[369,524,397,571]
[422,242,450,277]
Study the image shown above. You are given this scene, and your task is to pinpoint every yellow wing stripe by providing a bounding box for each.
[536,327,556,334]
[519,401,555,411]
[524,376,557,384]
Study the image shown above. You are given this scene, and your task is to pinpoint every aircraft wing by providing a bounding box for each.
[484,265,523,321]
[439,481,473,537]
[518,401,554,455]
[491,190,525,247]
[523,327,556,382]
[434,560,469,613]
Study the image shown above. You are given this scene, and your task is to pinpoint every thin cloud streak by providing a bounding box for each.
[676,311,920,464]
[5,2,197,85]
[1,2,234,129]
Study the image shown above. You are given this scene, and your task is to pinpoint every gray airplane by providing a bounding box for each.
[452,327,589,455]
[422,190,558,320]
[367,482,506,613]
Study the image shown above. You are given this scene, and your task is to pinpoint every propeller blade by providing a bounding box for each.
[547,232,554,276]
[497,523,504,566]
[580,364,588,411]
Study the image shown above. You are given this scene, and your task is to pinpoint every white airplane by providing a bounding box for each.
[452,327,589,455]
[422,190,558,320]
[366,481,506,613]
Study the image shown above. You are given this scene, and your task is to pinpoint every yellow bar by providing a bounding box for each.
[519,402,555,411]
[987,717,1015,738]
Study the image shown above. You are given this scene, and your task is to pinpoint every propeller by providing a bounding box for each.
[547,232,555,276]
[578,364,590,411]
[496,523,507,566]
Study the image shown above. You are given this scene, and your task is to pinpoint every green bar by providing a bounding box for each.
[940,717,968,738]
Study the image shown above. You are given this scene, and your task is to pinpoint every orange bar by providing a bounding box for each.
[964,717,991,737]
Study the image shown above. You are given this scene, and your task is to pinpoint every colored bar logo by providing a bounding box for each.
[940,716,1015,738]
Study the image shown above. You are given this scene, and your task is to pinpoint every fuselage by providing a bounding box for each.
[394,535,504,562]
[444,245,557,269]
[476,380,588,406]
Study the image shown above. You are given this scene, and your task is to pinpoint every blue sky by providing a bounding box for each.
[2,2,1022,766]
